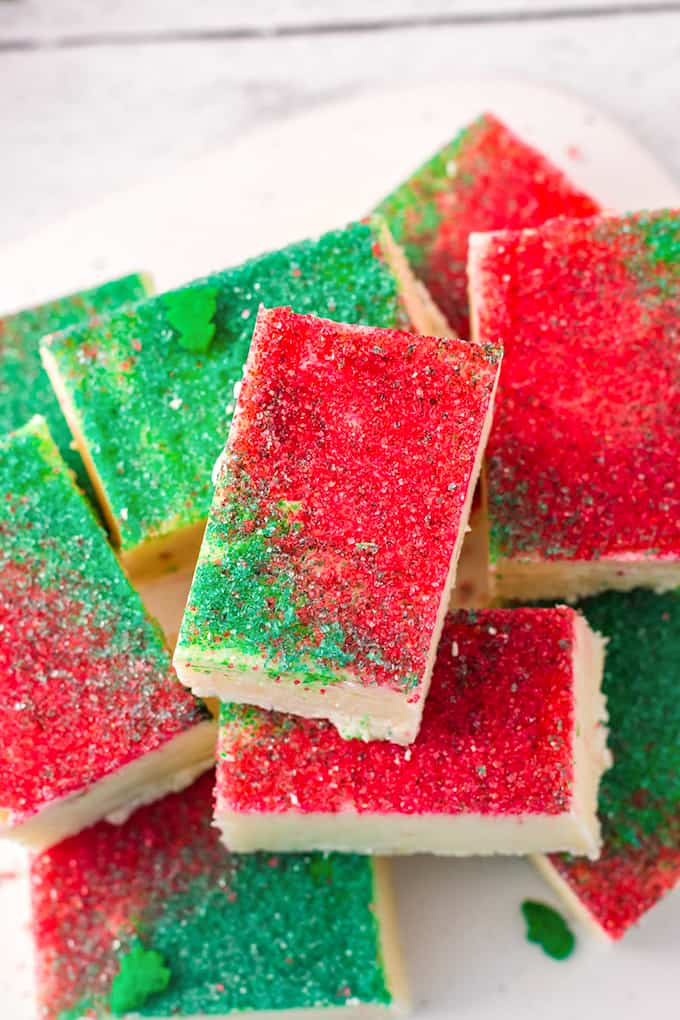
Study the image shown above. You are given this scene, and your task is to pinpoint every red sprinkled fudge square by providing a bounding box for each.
[175,307,502,744]
[215,607,610,857]
[469,209,680,600]
[0,418,216,851]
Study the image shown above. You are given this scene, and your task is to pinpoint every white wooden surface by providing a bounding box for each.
[1,1,675,36]
[1,3,679,246]
[2,78,679,310]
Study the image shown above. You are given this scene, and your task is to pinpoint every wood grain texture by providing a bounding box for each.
[1,0,678,40]
[2,10,678,246]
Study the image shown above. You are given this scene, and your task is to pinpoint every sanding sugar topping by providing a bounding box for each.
[0,273,148,493]
[42,222,408,552]
[30,772,393,1019]
[472,209,680,563]
[179,307,501,697]
[375,111,599,337]
[547,588,680,939]
[217,607,577,816]
[0,419,206,825]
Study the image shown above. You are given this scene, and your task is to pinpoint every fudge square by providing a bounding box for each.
[215,607,610,857]
[469,209,680,601]
[535,588,680,940]
[0,273,149,493]
[0,418,216,852]
[30,772,407,1020]
[174,307,502,745]
[40,219,443,582]
[374,111,599,339]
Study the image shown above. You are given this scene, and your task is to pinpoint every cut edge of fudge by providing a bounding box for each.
[174,334,500,746]
[492,556,680,603]
[370,857,412,1016]
[374,215,454,338]
[1,717,217,852]
[214,613,610,856]
[41,342,208,582]
[531,853,613,943]
[449,469,491,610]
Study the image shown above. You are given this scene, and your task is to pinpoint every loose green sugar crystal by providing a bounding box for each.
[521,900,575,960]
[0,273,149,494]
[309,855,335,885]
[109,942,171,1015]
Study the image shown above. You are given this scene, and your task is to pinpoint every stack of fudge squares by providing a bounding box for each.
[0,112,678,1020]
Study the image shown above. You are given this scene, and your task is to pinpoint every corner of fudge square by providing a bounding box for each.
[468,208,680,602]
[214,604,610,858]
[0,272,150,497]
[174,306,502,744]
[534,587,680,940]
[39,219,445,585]
[373,110,600,340]
[0,417,216,852]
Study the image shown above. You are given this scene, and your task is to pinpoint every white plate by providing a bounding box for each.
[1,79,678,1020]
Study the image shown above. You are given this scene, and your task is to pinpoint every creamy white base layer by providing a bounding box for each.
[1,719,217,851]
[175,378,498,745]
[216,616,610,857]
[216,808,601,858]
[493,557,680,602]
[532,852,612,942]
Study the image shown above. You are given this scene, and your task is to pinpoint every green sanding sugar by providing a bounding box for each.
[572,588,680,851]
[0,274,149,494]
[32,775,397,1019]
[0,417,168,662]
[374,121,471,270]
[42,221,407,554]
[521,900,575,960]
[634,209,680,267]
[136,855,392,1016]
[109,942,171,1016]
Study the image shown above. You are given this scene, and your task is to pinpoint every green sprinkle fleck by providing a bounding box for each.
[521,900,575,960]
[308,856,335,885]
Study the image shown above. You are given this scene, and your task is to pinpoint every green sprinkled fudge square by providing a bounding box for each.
[0,273,150,495]
[31,772,408,1019]
[41,221,422,580]
[536,588,680,940]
